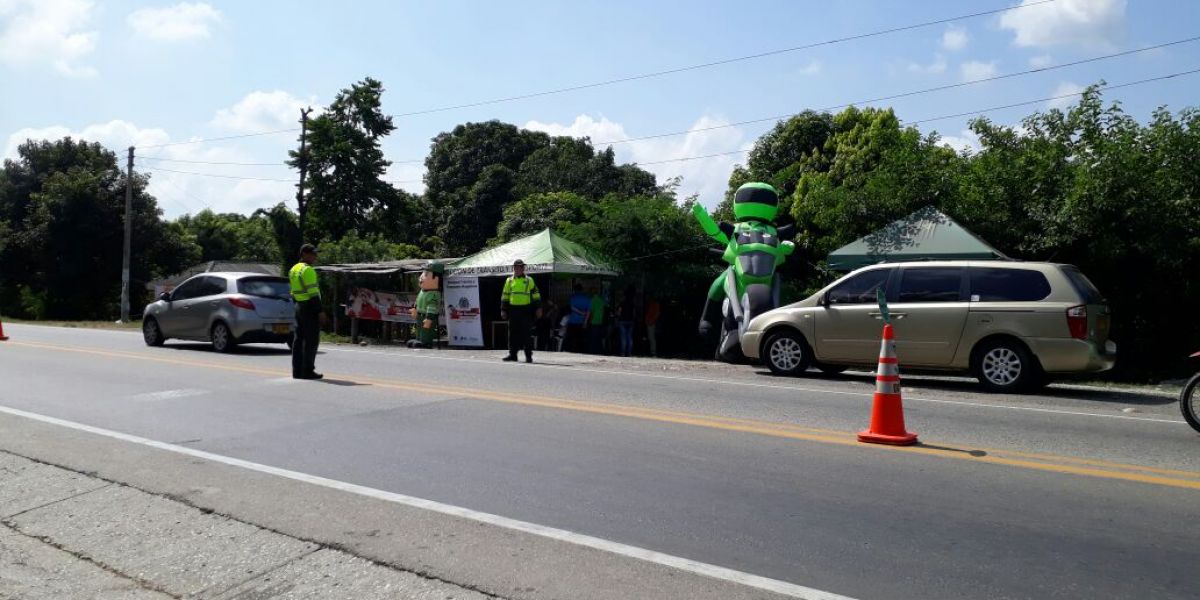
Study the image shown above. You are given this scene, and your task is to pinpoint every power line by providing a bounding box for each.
[390,0,1061,118]
[642,67,1200,169]
[139,156,291,167]
[139,128,299,150]
[591,36,1200,147]
[144,166,295,183]
[906,67,1200,126]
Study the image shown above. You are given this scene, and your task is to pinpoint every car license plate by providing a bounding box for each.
[271,324,290,334]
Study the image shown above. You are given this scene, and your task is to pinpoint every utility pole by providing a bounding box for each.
[120,146,134,323]
[296,107,312,240]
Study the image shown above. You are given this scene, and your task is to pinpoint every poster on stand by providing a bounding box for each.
[444,276,483,346]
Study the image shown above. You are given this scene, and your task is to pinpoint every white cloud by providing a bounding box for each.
[797,59,822,76]
[4,119,298,217]
[525,114,748,208]
[960,60,998,82]
[0,0,98,77]
[938,129,980,154]
[942,26,968,51]
[999,0,1125,49]
[1047,81,1086,110]
[212,90,317,133]
[127,2,222,42]
[907,54,947,75]
[1029,54,1054,69]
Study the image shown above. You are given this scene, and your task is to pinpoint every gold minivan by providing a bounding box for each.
[741,261,1115,392]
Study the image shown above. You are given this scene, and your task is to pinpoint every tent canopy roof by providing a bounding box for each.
[316,258,461,275]
[827,207,1007,271]
[448,229,619,277]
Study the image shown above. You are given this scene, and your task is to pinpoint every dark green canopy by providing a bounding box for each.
[827,207,1007,271]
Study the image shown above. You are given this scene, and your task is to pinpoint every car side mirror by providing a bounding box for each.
[159,292,171,302]
[821,293,831,308]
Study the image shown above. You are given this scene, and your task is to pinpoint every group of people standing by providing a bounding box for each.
[537,282,659,358]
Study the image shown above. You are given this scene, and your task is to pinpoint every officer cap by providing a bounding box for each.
[299,243,318,256]
[425,261,444,275]
[513,259,525,267]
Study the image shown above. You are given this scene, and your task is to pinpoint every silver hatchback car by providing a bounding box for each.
[142,272,296,352]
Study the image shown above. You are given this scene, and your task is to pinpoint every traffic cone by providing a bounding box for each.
[0,317,8,341]
[858,323,917,446]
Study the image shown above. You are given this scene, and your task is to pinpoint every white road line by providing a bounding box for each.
[131,388,209,401]
[0,404,853,600]
[7,324,1183,425]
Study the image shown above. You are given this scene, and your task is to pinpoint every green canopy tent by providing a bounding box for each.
[827,207,1007,271]
[444,229,619,348]
[448,228,619,277]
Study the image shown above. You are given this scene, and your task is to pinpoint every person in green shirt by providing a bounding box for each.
[587,287,606,354]
[408,262,443,348]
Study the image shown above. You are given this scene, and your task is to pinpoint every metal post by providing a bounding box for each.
[296,108,312,238]
[120,146,134,322]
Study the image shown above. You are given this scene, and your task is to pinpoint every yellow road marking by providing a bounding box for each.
[6,340,1200,491]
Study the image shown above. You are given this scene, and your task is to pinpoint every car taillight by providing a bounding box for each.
[229,297,256,311]
[1067,305,1087,340]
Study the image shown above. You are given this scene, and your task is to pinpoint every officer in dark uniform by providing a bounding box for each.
[500,259,541,363]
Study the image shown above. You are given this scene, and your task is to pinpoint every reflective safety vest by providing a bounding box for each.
[289,262,320,302]
[501,275,540,307]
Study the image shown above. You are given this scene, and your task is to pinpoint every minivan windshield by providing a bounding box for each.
[1061,267,1106,304]
[237,277,292,300]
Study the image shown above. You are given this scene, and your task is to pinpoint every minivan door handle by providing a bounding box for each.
[869,312,907,320]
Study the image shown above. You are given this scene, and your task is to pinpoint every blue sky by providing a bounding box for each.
[1,0,1196,218]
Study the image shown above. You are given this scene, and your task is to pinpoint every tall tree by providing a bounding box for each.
[289,77,399,242]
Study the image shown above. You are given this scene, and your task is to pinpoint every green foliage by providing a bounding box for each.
[288,77,404,242]
[0,138,196,319]
[317,230,426,264]
[174,209,280,263]
[492,191,591,244]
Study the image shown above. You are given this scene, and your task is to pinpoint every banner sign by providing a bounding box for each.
[444,276,483,347]
[346,288,418,323]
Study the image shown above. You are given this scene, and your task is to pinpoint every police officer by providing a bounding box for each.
[289,244,326,380]
[500,259,541,363]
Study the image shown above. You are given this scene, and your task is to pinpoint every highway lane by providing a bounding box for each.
[1,323,1197,599]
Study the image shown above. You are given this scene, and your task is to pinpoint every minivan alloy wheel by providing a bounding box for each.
[770,337,804,371]
[982,347,1022,386]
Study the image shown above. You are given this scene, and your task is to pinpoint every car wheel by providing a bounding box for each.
[762,329,812,376]
[816,363,847,375]
[974,339,1039,393]
[142,317,165,347]
[211,322,237,353]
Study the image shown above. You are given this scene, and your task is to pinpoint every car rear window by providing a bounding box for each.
[968,268,1051,302]
[1060,266,1106,304]
[238,277,291,300]
[897,268,963,303]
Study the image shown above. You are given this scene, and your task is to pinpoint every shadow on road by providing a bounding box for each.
[161,343,292,356]
[753,369,1175,406]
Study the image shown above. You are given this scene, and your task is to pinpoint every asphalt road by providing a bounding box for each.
[1,323,1197,599]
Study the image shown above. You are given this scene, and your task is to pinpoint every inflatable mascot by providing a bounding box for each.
[408,261,444,348]
[693,182,795,361]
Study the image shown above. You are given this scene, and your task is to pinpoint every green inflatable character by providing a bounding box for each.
[693,182,795,361]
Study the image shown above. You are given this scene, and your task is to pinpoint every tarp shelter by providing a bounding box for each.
[316,257,461,343]
[445,229,619,348]
[827,207,1007,271]
[447,228,619,277]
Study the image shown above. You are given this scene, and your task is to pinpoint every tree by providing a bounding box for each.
[288,78,401,242]
[0,138,196,319]
[317,230,426,264]
[439,164,517,256]
[492,191,592,243]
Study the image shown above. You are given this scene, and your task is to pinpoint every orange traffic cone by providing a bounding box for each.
[0,316,8,341]
[858,323,917,446]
